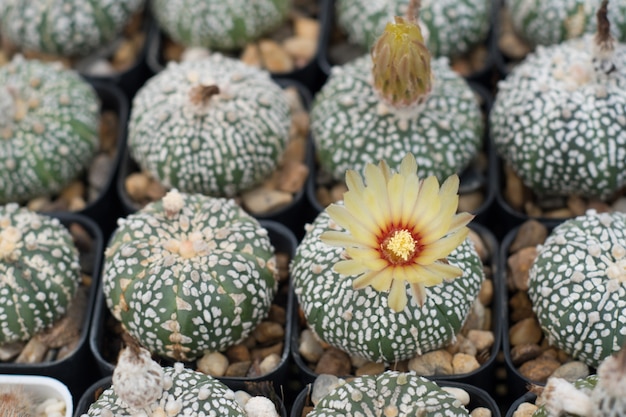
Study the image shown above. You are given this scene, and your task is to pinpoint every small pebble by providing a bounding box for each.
[311,374,343,405]
[550,361,590,382]
[196,351,229,377]
[441,387,470,405]
[407,350,453,376]
[299,329,325,363]
[258,353,281,375]
[509,317,543,346]
[471,407,492,417]
[512,402,538,417]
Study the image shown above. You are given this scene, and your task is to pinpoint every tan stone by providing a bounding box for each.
[196,351,229,376]
[518,356,561,383]
[314,348,351,376]
[509,220,547,253]
[253,321,285,345]
[509,317,543,346]
[512,402,538,417]
[240,43,262,68]
[509,290,534,322]
[509,343,543,366]
[241,187,293,214]
[507,246,538,291]
[283,36,317,62]
[282,136,307,164]
[354,361,385,377]
[277,160,309,193]
[294,16,320,40]
[466,329,495,352]
[478,279,493,306]
[452,352,480,374]
[408,350,453,376]
[458,191,484,215]
[250,342,284,362]
[225,361,251,377]
[225,344,251,363]
[504,165,527,210]
[258,39,294,73]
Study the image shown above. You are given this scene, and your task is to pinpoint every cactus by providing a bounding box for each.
[83,344,248,416]
[307,371,471,417]
[150,0,290,51]
[336,0,492,59]
[0,203,81,345]
[128,54,292,198]
[0,55,100,204]
[506,0,626,48]
[311,4,483,185]
[0,0,145,58]
[102,189,279,362]
[291,154,484,363]
[491,3,626,200]
[528,210,626,368]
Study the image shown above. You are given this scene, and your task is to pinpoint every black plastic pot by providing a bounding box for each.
[74,375,288,417]
[117,77,315,241]
[0,212,104,410]
[291,222,503,397]
[305,81,498,231]
[317,0,500,89]
[291,378,502,417]
[145,7,326,94]
[90,220,297,393]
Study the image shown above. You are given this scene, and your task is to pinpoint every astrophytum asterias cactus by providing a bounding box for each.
[311,6,483,185]
[0,0,146,58]
[336,0,491,59]
[506,0,626,48]
[150,0,289,51]
[128,53,291,198]
[84,347,248,416]
[102,190,278,362]
[0,56,100,204]
[491,2,626,200]
[307,371,471,417]
[0,203,81,344]
[291,155,484,363]
[528,210,626,368]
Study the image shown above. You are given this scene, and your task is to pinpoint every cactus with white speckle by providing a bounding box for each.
[528,210,626,368]
[307,371,471,417]
[0,203,81,345]
[128,54,292,198]
[0,56,100,204]
[102,190,279,362]
[0,0,145,58]
[492,2,626,200]
[151,0,289,51]
[311,3,483,185]
[506,0,626,48]
[336,0,492,59]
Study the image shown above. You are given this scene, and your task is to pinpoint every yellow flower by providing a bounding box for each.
[320,154,473,312]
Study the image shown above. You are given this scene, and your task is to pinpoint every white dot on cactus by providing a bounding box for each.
[612,244,626,260]
[383,405,399,417]
[350,390,363,401]
[165,398,182,416]
[197,387,211,401]
[588,243,602,257]
[174,362,185,373]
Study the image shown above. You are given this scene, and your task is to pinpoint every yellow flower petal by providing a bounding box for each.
[334,259,370,276]
[387,173,406,226]
[404,264,445,286]
[411,176,441,232]
[388,279,408,312]
[370,267,394,291]
[345,247,388,271]
[417,227,469,264]
[410,283,427,307]
[345,169,365,193]
[364,162,391,222]
[320,231,362,248]
[353,270,383,289]
[423,262,464,282]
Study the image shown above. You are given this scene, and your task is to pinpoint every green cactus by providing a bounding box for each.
[311,53,483,184]
[307,371,471,417]
[528,210,626,368]
[506,0,626,48]
[150,0,289,51]
[128,54,292,198]
[102,190,279,362]
[336,0,492,59]
[491,31,626,200]
[0,0,146,58]
[0,55,100,204]
[0,203,81,344]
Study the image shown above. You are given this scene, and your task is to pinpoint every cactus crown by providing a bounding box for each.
[371,0,432,114]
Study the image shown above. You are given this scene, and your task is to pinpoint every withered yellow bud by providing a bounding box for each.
[371,16,432,110]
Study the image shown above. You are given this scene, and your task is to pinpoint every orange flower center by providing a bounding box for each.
[380,229,420,264]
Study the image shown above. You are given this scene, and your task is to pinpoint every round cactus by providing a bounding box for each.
[0,0,145,58]
[0,203,81,344]
[0,56,100,204]
[102,190,279,362]
[311,54,483,183]
[151,0,289,51]
[336,0,492,59]
[528,210,626,368]
[307,371,471,417]
[506,0,626,48]
[491,33,626,200]
[85,362,247,416]
[128,54,291,198]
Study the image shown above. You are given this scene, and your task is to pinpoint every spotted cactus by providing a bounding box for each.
[150,0,289,51]
[307,371,471,417]
[491,11,626,200]
[528,210,626,368]
[506,0,626,48]
[0,0,145,58]
[0,203,81,344]
[128,54,291,198]
[0,56,100,204]
[336,0,492,59]
[102,190,279,362]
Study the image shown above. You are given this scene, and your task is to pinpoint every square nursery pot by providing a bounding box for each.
[89,220,297,393]
[306,81,498,232]
[291,222,503,397]
[117,77,315,241]
[0,374,74,417]
[145,0,326,94]
[317,0,500,88]
[0,212,104,409]
[74,375,288,417]
[291,378,502,417]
